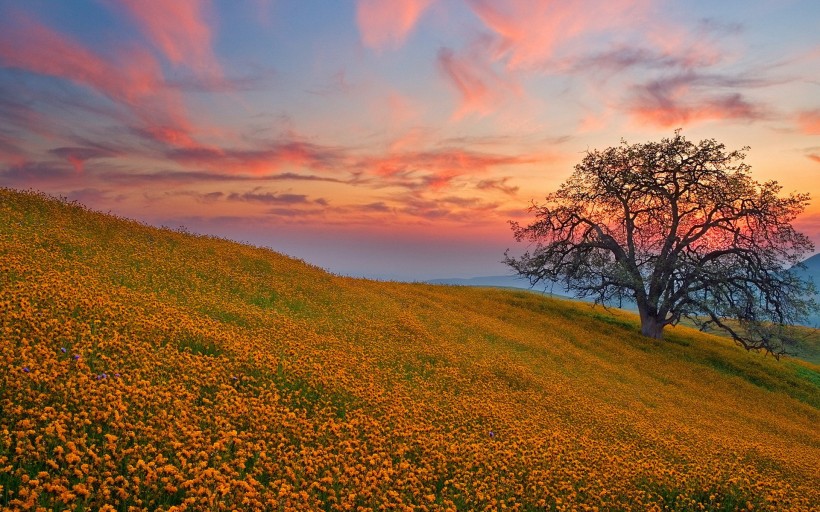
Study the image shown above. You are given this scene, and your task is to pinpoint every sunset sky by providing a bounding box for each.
[1,0,819,279]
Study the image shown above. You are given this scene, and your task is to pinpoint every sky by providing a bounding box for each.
[1,0,819,280]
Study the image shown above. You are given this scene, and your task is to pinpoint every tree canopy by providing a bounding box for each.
[505,132,817,356]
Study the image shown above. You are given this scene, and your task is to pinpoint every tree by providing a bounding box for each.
[505,132,817,356]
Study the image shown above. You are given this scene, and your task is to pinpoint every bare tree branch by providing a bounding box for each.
[506,132,817,356]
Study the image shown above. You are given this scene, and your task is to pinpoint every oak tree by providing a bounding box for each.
[505,132,817,356]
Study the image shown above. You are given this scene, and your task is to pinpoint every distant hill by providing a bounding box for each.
[794,252,820,286]
[800,252,820,273]
[792,253,820,327]
[427,274,560,291]
[1,188,819,510]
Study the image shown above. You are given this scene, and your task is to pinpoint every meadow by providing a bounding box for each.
[1,188,818,511]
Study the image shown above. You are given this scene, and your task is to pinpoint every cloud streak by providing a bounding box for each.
[356,0,434,50]
[227,190,320,206]
[437,45,520,119]
[49,146,120,173]
[115,0,219,74]
[627,73,768,127]
[797,110,820,135]
[466,0,649,70]
[165,140,346,175]
[0,12,197,147]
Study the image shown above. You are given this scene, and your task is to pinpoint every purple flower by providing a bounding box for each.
[72,354,80,361]
[22,367,30,373]
[489,431,495,438]
[60,347,67,353]
[114,373,121,378]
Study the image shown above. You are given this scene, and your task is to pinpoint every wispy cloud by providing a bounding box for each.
[359,146,539,191]
[0,12,197,147]
[165,140,345,174]
[627,73,768,127]
[49,146,120,173]
[0,161,75,186]
[466,0,649,71]
[165,68,277,93]
[797,109,820,135]
[437,45,520,119]
[0,133,28,166]
[114,0,220,74]
[477,177,518,196]
[356,0,435,50]
[227,190,319,206]
[102,169,352,186]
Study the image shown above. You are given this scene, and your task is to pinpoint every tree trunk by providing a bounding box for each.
[639,309,665,339]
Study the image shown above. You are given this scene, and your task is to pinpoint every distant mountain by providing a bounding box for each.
[795,253,820,278]
[427,274,530,288]
[793,254,820,327]
[426,274,573,296]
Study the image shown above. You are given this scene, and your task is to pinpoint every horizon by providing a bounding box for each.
[1,1,819,280]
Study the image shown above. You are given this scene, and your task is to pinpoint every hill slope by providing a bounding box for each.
[1,189,819,511]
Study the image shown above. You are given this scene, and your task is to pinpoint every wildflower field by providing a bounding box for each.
[1,189,818,511]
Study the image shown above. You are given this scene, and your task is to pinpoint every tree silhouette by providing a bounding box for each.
[505,132,817,356]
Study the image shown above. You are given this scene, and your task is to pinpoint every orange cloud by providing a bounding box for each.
[808,154,820,164]
[0,12,197,148]
[116,0,220,74]
[797,110,820,135]
[165,141,344,175]
[356,0,434,50]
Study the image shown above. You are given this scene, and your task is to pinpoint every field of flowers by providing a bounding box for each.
[1,188,819,511]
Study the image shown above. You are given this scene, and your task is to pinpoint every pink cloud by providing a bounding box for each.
[0,15,157,103]
[116,0,220,74]
[0,12,197,148]
[793,212,820,249]
[360,147,540,192]
[797,110,820,135]
[437,46,519,119]
[466,0,649,70]
[0,134,28,166]
[356,0,434,50]
[49,146,119,173]
[165,141,344,175]
[808,154,820,164]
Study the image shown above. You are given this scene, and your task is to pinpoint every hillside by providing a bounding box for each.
[793,253,820,327]
[1,188,819,511]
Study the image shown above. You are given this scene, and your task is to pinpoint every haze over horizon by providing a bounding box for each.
[1,0,819,280]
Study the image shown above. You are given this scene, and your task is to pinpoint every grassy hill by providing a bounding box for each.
[1,188,818,511]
